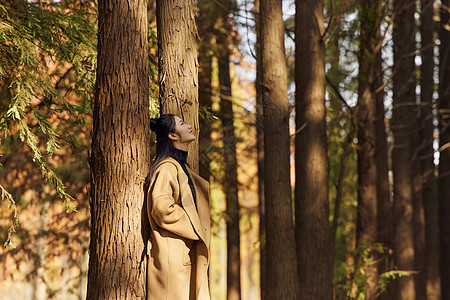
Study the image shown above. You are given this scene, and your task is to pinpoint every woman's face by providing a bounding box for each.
[173,116,195,143]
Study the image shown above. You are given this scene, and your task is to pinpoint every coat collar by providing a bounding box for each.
[168,147,188,164]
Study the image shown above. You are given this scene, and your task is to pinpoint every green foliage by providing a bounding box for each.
[328,105,360,299]
[334,240,412,299]
[334,242,373,300]
[378,270,412,293]
[199,105,218,122]
[0,0,97,247]
[0,184,18,248]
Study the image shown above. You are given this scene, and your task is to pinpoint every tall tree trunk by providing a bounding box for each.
[356,2,382,298]
[216,3,242,299]
[157,0,199,171]
[198,16,213,181]
[420,1,441,299]
[413,112,427,300]
[392,1,417,299]
[198,54,212,180]
[87,0,150,298]
[413,4,427,296]
[439,0,450,299]
[252,1,265,298]
[295,0,333,299]
[253,0,265,297]
[375,28,395,300]
[260,0,299,298]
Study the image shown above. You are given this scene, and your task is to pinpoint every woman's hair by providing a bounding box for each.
[144,113,176,191]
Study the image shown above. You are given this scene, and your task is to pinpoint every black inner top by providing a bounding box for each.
[169,147,197,207]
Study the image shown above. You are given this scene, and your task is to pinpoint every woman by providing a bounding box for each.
[145,114,211,300]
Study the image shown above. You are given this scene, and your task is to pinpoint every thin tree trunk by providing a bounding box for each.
[420,2,441,299]
[215,3,242,298]
[157,0,199,171]
[439,1,450,299]
[220,74,241,300]
[260,0,299,298]
[413,118,427,300]
[392,1,417,299]
[356,2,382,298]
[413,8,427,295]
[375,30,395,300]
[295,0,332,299]
[87,0,150,298]
[198,28,213,181]
[412,2,437,298]
[34,201,49,300]
[252,1,265,298]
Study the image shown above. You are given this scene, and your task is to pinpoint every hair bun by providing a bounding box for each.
[150,118,159,133]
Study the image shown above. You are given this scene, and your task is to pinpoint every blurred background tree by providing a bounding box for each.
[1,0,449,299]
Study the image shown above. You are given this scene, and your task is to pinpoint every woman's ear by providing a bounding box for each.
[168,132,178,141]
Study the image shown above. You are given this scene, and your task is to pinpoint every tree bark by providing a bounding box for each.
[356,2,383,298]
[375,31,395,300]
[215,3,242,299]
[439,1,450,299]
[413,121,427,300]
[392,1,417,299]
[260,0,299,298]
[198,8,213,181]
[412,5,427,293]
[416,0,440,300]
[157,0,199,172]
[87,0,150,299]
[252,1,266,298]
[418,1,441,299]
[411,0,427,297]
[295,0,333,299]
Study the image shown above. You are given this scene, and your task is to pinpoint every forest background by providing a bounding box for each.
[0,0,449,300]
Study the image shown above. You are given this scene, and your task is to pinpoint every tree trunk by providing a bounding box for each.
[412,1,427,295]
[392,1,417,299]
[439,0,450,299]
[260,0,299,298]
[252,1,265,298]
[413,119,427,300]
[419,1,441,299]
[198,20,213,181]
[356,2,382,298]
[157,0,199,172]
[375,30,395,300]
[34,202,49,300]
[87,0,150,298]
[412,4,429,293]
[295,0,333,299]
[216,3,242,299]
[416,2,440,299]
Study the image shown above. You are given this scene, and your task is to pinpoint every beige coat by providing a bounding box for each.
[147,157,211,300]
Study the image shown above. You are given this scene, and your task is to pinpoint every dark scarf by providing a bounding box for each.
[169,148,197,206]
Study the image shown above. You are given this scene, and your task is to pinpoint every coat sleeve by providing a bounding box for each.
[149,163,200,240]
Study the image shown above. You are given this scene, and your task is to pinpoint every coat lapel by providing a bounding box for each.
[190,171,211,249]
[166,157,208,244]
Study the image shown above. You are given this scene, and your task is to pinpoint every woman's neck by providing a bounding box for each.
[171,140,189,151]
